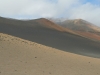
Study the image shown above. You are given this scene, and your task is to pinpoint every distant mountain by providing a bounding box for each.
[49,18,100,41]
[0,16,100,58]
[48,18,100,33]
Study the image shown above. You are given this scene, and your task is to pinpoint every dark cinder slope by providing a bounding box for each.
[0,17,100,58]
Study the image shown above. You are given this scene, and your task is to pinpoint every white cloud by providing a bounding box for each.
[0,0,79,17]
[68,2,100,26]
[0,0,100,26]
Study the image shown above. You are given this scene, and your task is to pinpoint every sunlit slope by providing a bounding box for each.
[0,33,100,75]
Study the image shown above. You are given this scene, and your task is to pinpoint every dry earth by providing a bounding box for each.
[0,33,100,75]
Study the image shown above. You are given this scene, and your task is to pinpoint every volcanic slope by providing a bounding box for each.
[67,19,100,41]
[49,18,100,41]
[0,17,100,58]
[0,33,100,75]
[50,18,100,32]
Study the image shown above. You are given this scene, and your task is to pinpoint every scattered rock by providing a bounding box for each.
[35,57,37,58]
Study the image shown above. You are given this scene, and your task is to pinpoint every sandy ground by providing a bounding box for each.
[0,33,100,75]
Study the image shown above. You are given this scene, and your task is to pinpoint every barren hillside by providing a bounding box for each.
[0,17,100,58]
[0,33,100,75]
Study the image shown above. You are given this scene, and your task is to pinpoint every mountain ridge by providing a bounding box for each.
[48,18,100,32]
[0,17,100,58]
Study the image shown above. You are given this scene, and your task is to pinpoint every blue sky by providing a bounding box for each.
[0,0,100,26]
[84,0,100,5]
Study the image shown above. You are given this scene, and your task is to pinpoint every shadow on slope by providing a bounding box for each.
[0,17,100,58]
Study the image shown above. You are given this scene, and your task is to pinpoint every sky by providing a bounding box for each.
[0,0,100,26]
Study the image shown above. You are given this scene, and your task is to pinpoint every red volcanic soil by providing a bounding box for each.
[75,31,100,41]
[34,18,65,32]
[28,18,77,34]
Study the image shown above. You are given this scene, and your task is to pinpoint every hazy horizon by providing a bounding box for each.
[0,0,100,26]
